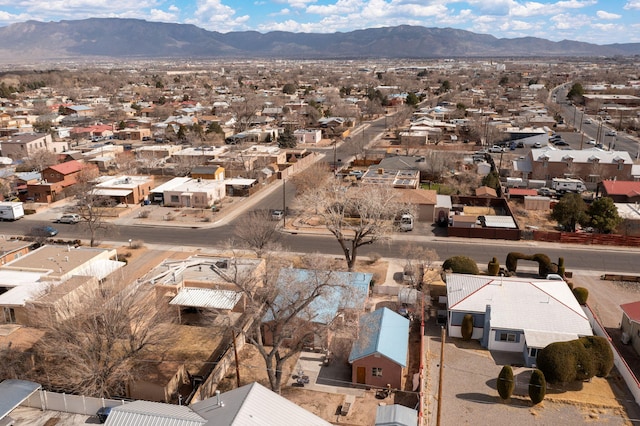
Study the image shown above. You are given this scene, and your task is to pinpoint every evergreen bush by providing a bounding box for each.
[443,256,479,275]
[461,314,474,340]
[497,365,514,400]
[572,287,589,305]
[488,257,500,276]
[528,369,546,405]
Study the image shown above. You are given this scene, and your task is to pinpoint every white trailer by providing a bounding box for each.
[551,178,586,193]
[0,201,24,221]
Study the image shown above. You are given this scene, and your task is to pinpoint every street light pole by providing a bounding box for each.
[282,178,286,227]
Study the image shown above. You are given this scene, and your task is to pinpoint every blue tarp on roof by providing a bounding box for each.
[264,268,371,325]
[348,307,409,367]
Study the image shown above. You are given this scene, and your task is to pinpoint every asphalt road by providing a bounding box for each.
[3,216,638,275]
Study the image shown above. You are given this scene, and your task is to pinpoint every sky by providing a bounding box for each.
[0,0,639,45]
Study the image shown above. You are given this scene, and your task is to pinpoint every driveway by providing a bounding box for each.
[425,319,635,425]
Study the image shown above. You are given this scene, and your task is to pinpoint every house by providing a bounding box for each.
[105,382,331,426]
[349,307,409,390]
[191,165,225,181]
[262,269,371,349]
[620,302,640,356]
[27,161,97,204]
[393,188,438,222]
[446,274,593,367]
[361,168,420,189]
[162,178,225,208]
[294,129,322,144]
[92,175,155,205]
[0,239,32,266]
[0,132,68,161]
[599,180,640,203]
[0,245,123,326]
[527,147,633,184]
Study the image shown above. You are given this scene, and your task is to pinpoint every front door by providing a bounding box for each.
[356,366,366,384]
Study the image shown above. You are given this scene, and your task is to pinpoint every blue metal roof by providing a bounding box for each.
[348,307,409,367]
[0,380,41,421]
[264,269,371,324]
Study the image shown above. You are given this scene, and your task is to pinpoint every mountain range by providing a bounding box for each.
[0,18,639,63]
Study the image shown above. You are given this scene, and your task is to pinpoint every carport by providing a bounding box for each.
[0,379,41,423]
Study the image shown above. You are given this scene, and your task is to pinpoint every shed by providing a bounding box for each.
[524,195,551,211]
[349,307,409,389]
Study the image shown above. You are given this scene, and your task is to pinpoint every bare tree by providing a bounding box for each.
[29,274,174,398]
[66,166,113,247]
[289,160,331,197]
[19,149,58,172]
[399,244,438,290]
[229,92,264,132]
[314,182,404,271]
[226,254,347,393]
[233,210,282,257]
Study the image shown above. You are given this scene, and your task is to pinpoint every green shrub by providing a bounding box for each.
[557,257,565,277]
[443,256,479,275]
[528,369,546,404]
[497,365,514,400]
[531,253,555,276]
[461,314,474,340]
[578,336,613,378]
[488,257,500,276]
[572,287,589,305]
[506,252,525,272]
[537,339,596,383]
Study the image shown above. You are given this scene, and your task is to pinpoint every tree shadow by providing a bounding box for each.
[456,392,531,408]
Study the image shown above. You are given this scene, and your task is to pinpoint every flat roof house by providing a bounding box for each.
[446,273,592,367]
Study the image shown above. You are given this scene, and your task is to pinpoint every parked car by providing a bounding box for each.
[271,210,284,221]
[96,406,113,423]
[584,118,593,124]
[553,140,569,146]
[537,187,556,197]
[605,130,617,136]
[29,225,58,237]
[587,139,596,145]
[57,213,81,224]
[488,145,505,153]
[533,142,542,148]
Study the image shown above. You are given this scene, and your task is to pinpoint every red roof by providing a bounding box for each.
[602,180,640,197]
[48,160,83,175]
[621,301,640,322]
[509,188,538,196]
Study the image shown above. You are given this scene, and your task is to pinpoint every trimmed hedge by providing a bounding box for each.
[572,287,589,305]
[505,252,557,276]
[461,314,474,341]
[443,256,479,275]
[497,365,514,400]
[528,369,546,404]
[488,257,500,276]
[536,336,612,383]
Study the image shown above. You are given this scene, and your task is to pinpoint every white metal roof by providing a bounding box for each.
[225,178,257,186]
[0,281,51,306]
[482,215,517,229]
[191,382,331,425]
[105,400,206,426]
[169,287,242,310]
[524,330,580,349]
[447,274,592,341]
[151,177,192,193]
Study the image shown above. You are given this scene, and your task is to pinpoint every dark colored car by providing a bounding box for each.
[96,406,112,423]
[29,225,58,237]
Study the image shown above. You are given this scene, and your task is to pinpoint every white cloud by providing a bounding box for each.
[273,0,318,9]
[185,0,250,32]
[596,10,621,19]
[624,1,640,10]
[269,8,291,16]
[500,19,533,31]
[149,8,178,22]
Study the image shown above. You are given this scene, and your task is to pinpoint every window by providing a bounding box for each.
[529,348,539,358]
[171,195,179,203]
[499,332,516,342]
[618,162,624,171]
[372,368,383,377]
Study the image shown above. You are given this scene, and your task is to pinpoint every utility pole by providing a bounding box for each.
[282,179,286,227]
[232,329,241,388]
[436,326,445,426]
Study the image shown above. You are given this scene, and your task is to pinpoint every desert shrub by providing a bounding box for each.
[369,252,381,264]
[528,369,546,404]
[130,240,144,249]
[443,256,479,275]
[497,365,515,400]
[488,257,500,276]
[461,314,474,340]
[572,287,589,305]
[138,210,150,218]
[578,336,613,378]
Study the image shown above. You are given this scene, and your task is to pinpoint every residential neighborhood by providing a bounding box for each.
[1,56,640,425]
